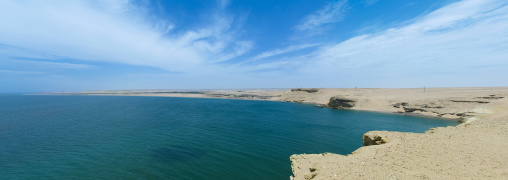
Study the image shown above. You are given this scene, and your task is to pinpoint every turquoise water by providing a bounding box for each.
[0,95,458,179]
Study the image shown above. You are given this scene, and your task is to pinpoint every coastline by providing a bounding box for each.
[37,87,508,179]
[40,87,508,122]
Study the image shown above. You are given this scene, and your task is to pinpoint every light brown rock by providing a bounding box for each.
[289,91,508,180]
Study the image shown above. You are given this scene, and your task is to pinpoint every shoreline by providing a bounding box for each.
[344,108,461,121]
[32,92,461,122]
[40,87,508,122]
[35,87,508,179]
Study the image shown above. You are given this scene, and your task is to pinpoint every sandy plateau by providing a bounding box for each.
[46,87,508,179]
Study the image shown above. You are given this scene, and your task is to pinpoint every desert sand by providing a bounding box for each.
[47,87,508,179]
[286,88,508,180]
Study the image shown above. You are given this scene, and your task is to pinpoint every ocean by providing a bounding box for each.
[0,94,458,179]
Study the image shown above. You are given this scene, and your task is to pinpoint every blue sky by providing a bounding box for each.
[1,0,508,92]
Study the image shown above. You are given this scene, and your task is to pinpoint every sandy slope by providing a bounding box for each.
[47,87,508,179]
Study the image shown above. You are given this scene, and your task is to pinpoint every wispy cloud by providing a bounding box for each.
[8,59,94,70]
[0,0,250,72]
[250,43,320,61]
[295,0,349,34]
[0,70,46,75]
[1,0,507,91]
[364,0,379,6]
[217,0,230,10]
[300,0,508,86]
[211,41,253,63]
[0,56,95,78]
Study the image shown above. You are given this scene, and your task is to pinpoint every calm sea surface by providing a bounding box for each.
[0,94,458,179]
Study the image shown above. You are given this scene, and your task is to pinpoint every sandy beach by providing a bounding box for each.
[47,87,508,179]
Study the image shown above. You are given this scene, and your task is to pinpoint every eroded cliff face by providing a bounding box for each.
[290,94,508,180]
[289,130,412,180]
[388,95,505,122]
[326,96,356,109]
[290,119,508,180]
[291,88,320,93]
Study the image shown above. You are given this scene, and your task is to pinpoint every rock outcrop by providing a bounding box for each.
[362,133,390,146]
[291,88,319,93]
[326,96,356,109]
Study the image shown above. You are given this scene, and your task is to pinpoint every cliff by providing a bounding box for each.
[288,88,508,179]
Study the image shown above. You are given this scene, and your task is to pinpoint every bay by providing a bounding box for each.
[0,95,458,179]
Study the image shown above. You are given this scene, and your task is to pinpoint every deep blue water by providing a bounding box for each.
[0,95,458,179]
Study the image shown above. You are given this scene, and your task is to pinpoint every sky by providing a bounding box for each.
[1,0,508,92]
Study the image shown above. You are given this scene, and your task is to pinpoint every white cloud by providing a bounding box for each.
[0,70,45,75]
[364,0,379,6]
[2,59,94,70]
[300,0,508,86]
[250,43,320,61]
[2,0,507,90]
[217,0,230,10]
[211,41,253,63]
[0,0,250,72]
[295,0,348,33]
